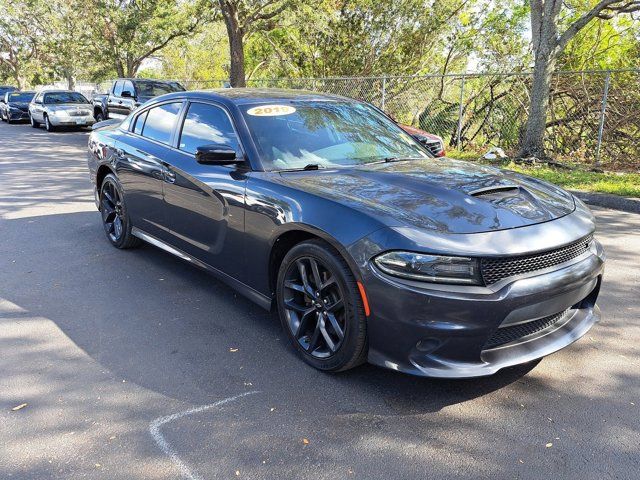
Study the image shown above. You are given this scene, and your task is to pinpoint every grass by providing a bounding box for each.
[445,150,640,198]
[502,163,640,198]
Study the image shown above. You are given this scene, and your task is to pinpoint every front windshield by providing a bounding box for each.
[9,92,35,102]
[135,81,185,97]
[44,92,89,104]
[241,101,430,170]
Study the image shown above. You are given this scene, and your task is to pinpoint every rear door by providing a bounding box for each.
[160,101,248,278]
[116,101,184,240]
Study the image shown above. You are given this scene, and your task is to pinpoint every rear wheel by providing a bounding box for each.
[99,174,141,249]
[276,240,368,372]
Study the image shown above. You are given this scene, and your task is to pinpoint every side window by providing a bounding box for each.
[178,103,240,155]
[133,110,148,135]
[113,81,123,97]
[141,102,182,145]
[122,80,135,97]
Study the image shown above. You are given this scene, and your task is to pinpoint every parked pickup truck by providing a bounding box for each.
[92,78,185,121]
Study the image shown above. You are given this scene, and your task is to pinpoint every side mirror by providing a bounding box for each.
[196,144,240,165]
[121,91,133,98]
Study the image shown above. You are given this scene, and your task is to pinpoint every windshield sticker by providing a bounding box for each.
[247,105,296,116]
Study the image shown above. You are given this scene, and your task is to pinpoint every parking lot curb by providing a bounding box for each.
[571,190,640,214]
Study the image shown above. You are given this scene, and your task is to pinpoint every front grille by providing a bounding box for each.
[69,110,90,117]
[481,235,592,285]
[484,309,570,349]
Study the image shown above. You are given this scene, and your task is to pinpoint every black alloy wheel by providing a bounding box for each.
[95,111,105,122]
[277,240,367,372]
[99,174,141,249]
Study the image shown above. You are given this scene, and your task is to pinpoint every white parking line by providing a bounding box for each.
[149,391,259,480]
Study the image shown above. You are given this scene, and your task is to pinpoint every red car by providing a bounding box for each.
[399,124,446,157]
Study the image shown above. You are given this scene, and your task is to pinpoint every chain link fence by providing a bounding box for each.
[247,70,639,170]
[64,69,639,171]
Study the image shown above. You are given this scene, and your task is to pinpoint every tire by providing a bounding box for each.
[95,111,105,123]
[44,115,56,132]
[30,114,40,128]
[1,111,5,122]
[99,174,142,249]
[276,240,368,372]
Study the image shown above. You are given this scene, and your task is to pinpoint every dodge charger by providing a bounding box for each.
[87,89,605,377]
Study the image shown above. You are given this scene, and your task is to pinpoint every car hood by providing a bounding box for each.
[47,104,92,111]
[276,158,576,234]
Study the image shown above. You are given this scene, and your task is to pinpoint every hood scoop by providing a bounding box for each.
[469,185,521,197]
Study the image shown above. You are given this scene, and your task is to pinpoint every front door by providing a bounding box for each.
[160,101,247,279]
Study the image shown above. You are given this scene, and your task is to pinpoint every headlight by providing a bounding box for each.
[374,251,482,285]
[50,109,68,117]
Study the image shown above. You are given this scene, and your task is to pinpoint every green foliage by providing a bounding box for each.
[503,163,640,198]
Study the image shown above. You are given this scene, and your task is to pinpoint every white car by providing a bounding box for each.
[29,90,95,132]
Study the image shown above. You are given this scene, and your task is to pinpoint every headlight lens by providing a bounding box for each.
[374,251,481,285]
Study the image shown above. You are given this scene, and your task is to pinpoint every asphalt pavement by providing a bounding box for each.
[1,121,638,479]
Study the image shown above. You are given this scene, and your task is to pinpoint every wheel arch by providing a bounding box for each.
[96,164,116,191]
[268,225,363,298]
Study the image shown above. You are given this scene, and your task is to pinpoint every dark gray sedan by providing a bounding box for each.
[1,91,35,123]
[87,89,605,378]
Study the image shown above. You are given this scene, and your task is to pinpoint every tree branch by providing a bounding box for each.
[558,0,640,50]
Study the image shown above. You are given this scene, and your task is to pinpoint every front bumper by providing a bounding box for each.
[357,236,605,378]
[49,114,95,127]
[8,110,30,121]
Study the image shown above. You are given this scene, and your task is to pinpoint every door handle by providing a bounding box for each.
[161,162,176,184]
[164,170,176,184]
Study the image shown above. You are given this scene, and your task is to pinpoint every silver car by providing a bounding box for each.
[29,90,95,132]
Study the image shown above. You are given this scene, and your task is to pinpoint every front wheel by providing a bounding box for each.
[44,115,56,132]
[276,240,368,372]
[99,174,141,249]
[95,111,105,122]
[30,115,40,128]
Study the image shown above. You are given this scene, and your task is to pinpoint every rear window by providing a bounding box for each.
[141,102,182,145]
[135,81,184,97]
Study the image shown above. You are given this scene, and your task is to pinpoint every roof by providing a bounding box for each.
[156,88,352,106]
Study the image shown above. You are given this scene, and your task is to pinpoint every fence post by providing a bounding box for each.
[381,76,387,110]
[456,74,466,148]
[595,71,611,169]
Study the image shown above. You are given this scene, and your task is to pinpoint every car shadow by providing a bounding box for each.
[0,210,541,417]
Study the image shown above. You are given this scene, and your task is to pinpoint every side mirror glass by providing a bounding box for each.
[196,144,239,165]
[121,91,133,98]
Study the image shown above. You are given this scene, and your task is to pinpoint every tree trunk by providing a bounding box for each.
[65,70,76,90]
[16,74,27,90]
[519,52,555,159]
[220,1,246,87]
